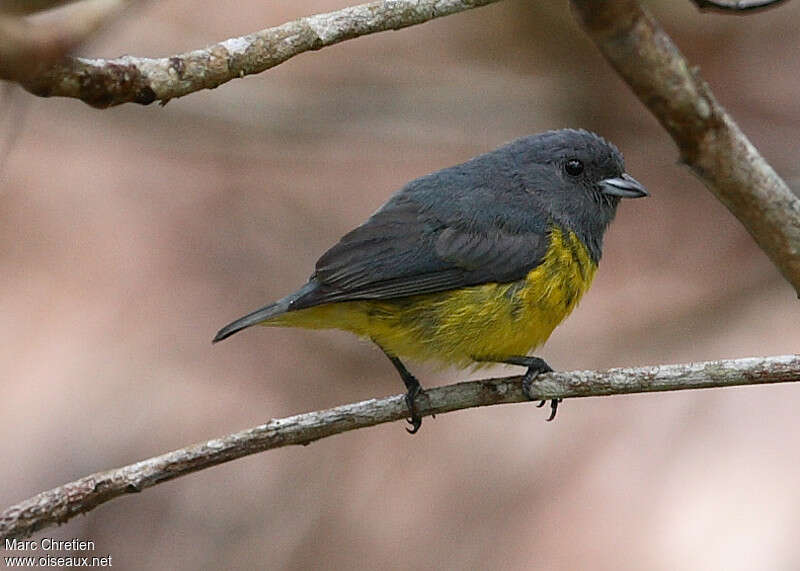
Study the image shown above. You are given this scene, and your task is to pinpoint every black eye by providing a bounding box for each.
[565,159,583,176]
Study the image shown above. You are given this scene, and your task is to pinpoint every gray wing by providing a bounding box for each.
[291,162,552,309]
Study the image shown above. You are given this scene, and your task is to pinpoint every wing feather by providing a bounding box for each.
[292,161,551,310]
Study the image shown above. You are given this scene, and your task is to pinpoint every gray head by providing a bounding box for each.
[508,129,647,261]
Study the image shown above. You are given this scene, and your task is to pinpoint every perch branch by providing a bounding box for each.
[571,0,800,296]
[14,0,503,108]
[2,354,799,540]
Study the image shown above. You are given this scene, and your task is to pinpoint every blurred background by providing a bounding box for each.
[1,1,799,569]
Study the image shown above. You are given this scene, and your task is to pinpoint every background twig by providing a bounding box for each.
[2,354,798,541]
[15,0,502,107]
[571,0,800,296]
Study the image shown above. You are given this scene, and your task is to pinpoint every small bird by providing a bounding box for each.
[214,129,647,433]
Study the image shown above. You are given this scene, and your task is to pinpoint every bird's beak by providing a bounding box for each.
[599,173,648,199]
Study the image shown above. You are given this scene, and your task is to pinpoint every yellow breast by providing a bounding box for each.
[269,226,597,367]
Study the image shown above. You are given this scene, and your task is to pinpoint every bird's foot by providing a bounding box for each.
[506,356,561,421]
[404,383,423,434]
[380,351,427,434]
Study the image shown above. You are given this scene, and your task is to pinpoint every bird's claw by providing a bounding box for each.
[406,417,422,434]
[534,398,561,421]
[520,358,561,422]
[405,385,423,434]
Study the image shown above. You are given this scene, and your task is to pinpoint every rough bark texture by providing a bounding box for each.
[572,0,800,296]
[15,0,502,108]
[2,354,798,541]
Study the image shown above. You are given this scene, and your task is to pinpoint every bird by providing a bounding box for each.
[214,129,648,433]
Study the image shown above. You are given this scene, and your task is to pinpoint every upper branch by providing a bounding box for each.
[14,0,502,108]
[571,0,800,296]
[2,354,798,541]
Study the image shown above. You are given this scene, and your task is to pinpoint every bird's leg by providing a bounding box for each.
[376,344,424,434]
[500,356,561,421]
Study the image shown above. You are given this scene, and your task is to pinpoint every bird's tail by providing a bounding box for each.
[212,281,317,342]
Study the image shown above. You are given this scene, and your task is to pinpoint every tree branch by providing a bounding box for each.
[14,0,502,108]
[2,354,799,540]
[571,0,800,297]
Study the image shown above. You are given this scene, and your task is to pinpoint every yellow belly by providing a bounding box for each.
[268,227,597,367]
